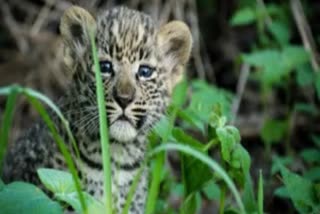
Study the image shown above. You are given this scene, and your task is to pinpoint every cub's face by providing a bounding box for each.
[60,6,192,142]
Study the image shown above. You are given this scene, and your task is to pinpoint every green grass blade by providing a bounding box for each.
[122,163,146,214]
[258,170,264,214]
[146,108,178,214]
[145,153,164,214]
[0,85,86,212]
[0,86,19,95]
[0,86,19,172]
[149,143,246,214]
[90,30,113,213]
[25,95,87,214]
[24,88,80,162]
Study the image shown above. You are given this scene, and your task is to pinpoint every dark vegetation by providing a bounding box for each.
[0,0,320,213]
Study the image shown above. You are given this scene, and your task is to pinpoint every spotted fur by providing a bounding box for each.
[2,6,192,214]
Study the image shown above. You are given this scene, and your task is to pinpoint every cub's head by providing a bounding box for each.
[60,6,192,142]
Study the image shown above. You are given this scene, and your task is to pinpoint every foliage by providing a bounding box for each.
[0,181,63,214]
[38,168,104,214]
[231,1,320,213]
[147,78,262,214]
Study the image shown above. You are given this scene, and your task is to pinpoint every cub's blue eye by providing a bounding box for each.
[99,60,113,76]
[138,65,154,78]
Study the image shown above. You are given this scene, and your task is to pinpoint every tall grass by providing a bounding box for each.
[0,86,87,213]
[0,86,18,172]
[149,143,246,214]
[89,29,113,213]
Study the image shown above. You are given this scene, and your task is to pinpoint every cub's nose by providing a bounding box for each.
[113,89,135,109]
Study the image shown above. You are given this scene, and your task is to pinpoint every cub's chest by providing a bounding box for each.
[75,141,136,194]
[80,161,139,200]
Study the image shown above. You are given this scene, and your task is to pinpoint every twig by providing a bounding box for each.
[30,0,55,36]
[256,0,272,26]
[158,0,172,25]
[1,2,29,53]
[187,0,207,80]
[231,64,250,124]
[291,0,319,72]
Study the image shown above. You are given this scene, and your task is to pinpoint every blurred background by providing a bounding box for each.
[0,0,320,213]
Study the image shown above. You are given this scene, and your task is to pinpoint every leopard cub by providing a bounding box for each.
[2,6,192,214]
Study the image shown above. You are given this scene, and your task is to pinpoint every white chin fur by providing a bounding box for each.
[109,120,137,142]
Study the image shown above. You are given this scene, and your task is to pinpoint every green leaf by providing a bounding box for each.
[217,127,237,162]
[238,145,251,175]
[172,128,204,150]
[268,21,290,45]
[153,116,172,141]
[230,145,242,169]
[294,103,318,116]
[242,50,284,85]
[242,174,257,212]
[315,72,320,101]
[181,154,212,194]
[261,119,287,145]
[281,167,317,213]
[172,78,188,108]
[242,49,281,68]
[304,167,320,181]
[228,144,251,186]
[188,80,233,123]
[311,135,320,148]
[296,64,314,87]
[173,128,212,194]
[56,191,104,214]
[0,179,4,191]
[172,183,184,197]
[226,125,241,143]
[0,182,62,214]
[202,180,220,200]
[274,186,289,198]
[180,193,197,214]
[176,109,205,132]
[149,143,246,213]
[271,156,293,175]
[37,169,105,213]
[282,46,309,70]
[243,47,309,86]
[265,4,283,16]
[37,168,76,194]
[231,7,256,26]
[300,149,320,163]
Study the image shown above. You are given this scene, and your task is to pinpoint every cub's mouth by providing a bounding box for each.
[109,114,138,142]
[116,114,134,125]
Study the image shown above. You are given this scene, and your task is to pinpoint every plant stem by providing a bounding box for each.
[258,170,264,214]
[219,182,226,214]
[146,107,178,214]
[0,86,19,173]
[122,162,146,214]
[149,143,246,214]
[90,31,113,213]
[145,153,164,214]
[27,95,87,214]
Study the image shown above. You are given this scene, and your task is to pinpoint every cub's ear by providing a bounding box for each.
[60,6,96,47]
[60,6,96,69]
[157,21,192,92]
